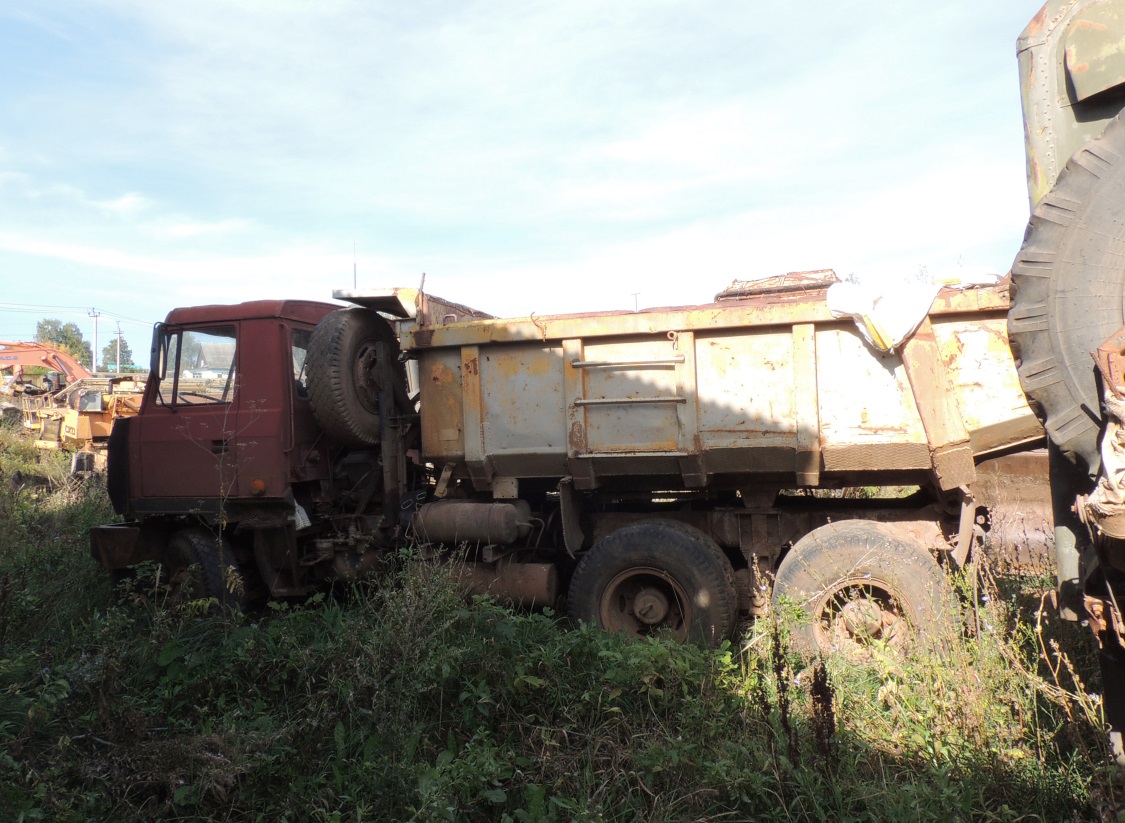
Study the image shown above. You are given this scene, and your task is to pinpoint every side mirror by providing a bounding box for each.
[150,323,167,378]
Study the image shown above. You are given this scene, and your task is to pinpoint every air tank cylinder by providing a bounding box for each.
[412,499,531,545]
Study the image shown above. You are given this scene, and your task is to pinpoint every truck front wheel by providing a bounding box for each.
[772,520,954,657]
[163,528,246,612]
[566,520,737,646]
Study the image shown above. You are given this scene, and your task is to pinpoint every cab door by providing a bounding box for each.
[134,323,241,509]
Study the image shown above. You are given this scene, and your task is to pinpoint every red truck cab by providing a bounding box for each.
[94,300,341,592]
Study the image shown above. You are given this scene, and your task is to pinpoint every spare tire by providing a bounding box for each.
[306,308,404,447]
[1009,111,1125,476]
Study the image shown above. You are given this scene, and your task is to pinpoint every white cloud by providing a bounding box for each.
[0,0,1041,361]
[151,218,254,239]
[96,192,151,216]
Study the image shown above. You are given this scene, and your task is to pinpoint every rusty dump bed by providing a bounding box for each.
[342,276,1042,494]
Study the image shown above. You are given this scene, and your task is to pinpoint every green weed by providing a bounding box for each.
[0,427,1117,821]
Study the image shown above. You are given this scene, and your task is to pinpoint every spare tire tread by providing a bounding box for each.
[306,308,403,447]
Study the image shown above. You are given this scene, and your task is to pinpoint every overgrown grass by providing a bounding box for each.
[0,430,1120,821]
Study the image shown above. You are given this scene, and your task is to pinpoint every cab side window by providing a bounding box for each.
[291,328,312,398]
[156,326,238,406]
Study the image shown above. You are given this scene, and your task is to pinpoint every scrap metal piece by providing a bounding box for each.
[715,269,840,301]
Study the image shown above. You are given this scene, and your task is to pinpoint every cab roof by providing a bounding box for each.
[164,300,339,326]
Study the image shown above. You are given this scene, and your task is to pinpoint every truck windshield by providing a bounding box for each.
[157,325,238,406]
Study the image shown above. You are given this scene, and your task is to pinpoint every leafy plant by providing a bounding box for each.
[0,426,1118,821]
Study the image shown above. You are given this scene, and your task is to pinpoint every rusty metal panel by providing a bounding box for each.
[1063,2,1125,103]
[459,345,493,489]
[418,350,466,463]
[815,326,928,456]
[792,323,821,486]
[562,338,586,455]
[694,329,797,449]
[673,331,705,487]
[901,318,975,491]
[401,280,1039,494]
[399,293,836,351]
[931,315,1043,455]
[576,336,685,455]
[478,343,568,479]
[1018,0,1125,206]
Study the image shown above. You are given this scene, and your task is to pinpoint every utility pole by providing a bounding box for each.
[88,308,101,372]
[115,321,123,374]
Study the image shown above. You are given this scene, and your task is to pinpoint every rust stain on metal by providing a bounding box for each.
[568,420,587,453]
[428,360,455,385]
[1025,3,1048,38]
[1068,47,1090,73]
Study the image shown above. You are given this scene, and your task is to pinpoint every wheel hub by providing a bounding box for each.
[818,581,909,652]
[353,343,382,413]
[839,599,886,639]
[599,566,691,640]
[633,587,670,625]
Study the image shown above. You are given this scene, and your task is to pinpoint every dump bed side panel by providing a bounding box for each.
[410,285,1040,493]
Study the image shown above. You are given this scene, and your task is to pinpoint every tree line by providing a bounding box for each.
[32,318,136,372]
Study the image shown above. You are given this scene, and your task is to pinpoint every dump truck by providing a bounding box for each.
[90,267,1047,653]
[1008,0,1125,759]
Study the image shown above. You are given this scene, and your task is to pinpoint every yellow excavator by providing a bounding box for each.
[0,341,145,470]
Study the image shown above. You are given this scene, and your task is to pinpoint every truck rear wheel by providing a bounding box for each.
[566,520,737,646]
[772,520,953,657]
[306,308,402,447]
[1009,111,1125,475]
[163,528,246,612]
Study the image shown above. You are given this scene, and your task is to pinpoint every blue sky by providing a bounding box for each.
[0,0,1038,364]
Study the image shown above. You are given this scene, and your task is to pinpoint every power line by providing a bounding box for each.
[0,304,153,327]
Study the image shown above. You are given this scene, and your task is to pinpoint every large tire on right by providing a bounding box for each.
[772,520,954,657]
[306,308,403,447]
[1009,111,1125,476]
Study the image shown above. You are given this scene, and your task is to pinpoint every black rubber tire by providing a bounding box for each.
[566,520,738,646]
[163,528,246,612]
[1009,111,1125,476]
[306,308,403,447]
[772,520,954,657]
